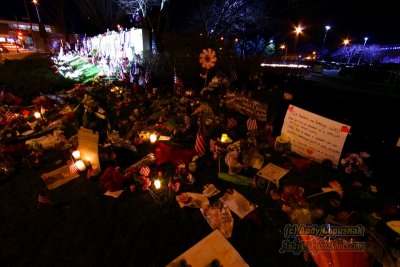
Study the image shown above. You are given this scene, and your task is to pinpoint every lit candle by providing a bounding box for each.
[75,160,86,171]
[150,133,157,143]
[221,133,228,143]
[154,179,161,189]
[34,112,41,119]
[72,150,81,160]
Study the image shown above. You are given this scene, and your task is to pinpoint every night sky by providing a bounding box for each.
[1,0,398,45]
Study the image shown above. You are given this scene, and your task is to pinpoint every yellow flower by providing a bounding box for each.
[199,48,217,69]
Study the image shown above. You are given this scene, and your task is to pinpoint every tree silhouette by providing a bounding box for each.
[72,0,126,34]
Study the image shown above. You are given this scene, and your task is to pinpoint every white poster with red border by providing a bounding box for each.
[281,105,351,166]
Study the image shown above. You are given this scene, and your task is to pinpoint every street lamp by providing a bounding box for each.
[32,0,41,23]
[280,44,288,63]
[357,37,369,65]
[321,25,331,52]
[23,0,36,51]
[32,0,49,52]
[342,38,350,46]
[342,38,351,64]
[293,24,303,54]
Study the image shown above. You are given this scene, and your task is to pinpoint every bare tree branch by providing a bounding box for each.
[73,0,125,32]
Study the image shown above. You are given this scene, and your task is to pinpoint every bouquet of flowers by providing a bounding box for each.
[340,151,372,177]
[280,184,307,214]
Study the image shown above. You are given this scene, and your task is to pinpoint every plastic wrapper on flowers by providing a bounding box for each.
[280,184,307,214]
[224,142,243,174]
[339,151,372,178]
[200,202,234,238]
[176,192,209,209]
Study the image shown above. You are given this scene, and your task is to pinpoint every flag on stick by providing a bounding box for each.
[174,74,184,88]
[140,165,151,177]
[68,160,79,174]
[183,115,191,129]
[174,70,184,95]
[5,111,14,122]
[37,193,53,208]
[5,111,15,122]
[195,123,206,157]
[87,161,95,179]
[247,117,258,131]
[231,69,238,81]
[227,118,237,129]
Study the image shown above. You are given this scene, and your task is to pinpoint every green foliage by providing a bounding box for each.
[0,54,75,98]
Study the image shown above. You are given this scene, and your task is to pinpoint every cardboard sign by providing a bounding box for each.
[167,230,249,267]
[41,165,80,190]
[78,127,101,176]
[281,105,351,166]
[225,92,268,122]
[257,163,289,186]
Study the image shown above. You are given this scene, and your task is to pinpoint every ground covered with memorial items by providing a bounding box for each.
[1,51,400,267]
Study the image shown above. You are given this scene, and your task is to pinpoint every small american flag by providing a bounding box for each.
[174,74,184,88]
[230,69,238,81]
[140,166,151,177]
[184,115,190,129]
[195,124,206,157]
[68,160,78,174]
[247,118,258,131]
[87,162,95,179]
[5,111,15,122]
[227,118,237,129]
[37,193,52,206]
[265,114,275,135]
[144,71,150,84]
[210,139,219,159]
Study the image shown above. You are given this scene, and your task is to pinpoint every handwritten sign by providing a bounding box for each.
[281,105,351,166]
[78,127,101,176]
[225,92,268,122]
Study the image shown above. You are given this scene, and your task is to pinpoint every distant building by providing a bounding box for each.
[0,19,58,52]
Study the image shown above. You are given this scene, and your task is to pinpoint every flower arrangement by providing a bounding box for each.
[200,73,230,95]
[280,184,307,214]
[340,151,372,177]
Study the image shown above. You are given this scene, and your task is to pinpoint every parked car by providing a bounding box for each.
[0,44,10,53]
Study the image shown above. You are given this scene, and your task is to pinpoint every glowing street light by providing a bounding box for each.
[280,44,288,63]
[342,38,350,46]
[293,24,303,53]
[32,0,41,23]
[357,36,369,65]
[321,25,331,51]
